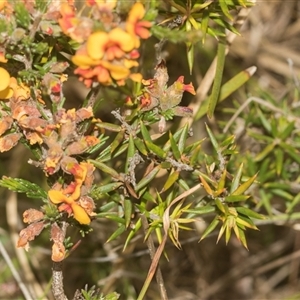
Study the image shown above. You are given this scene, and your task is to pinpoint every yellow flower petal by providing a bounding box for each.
[71,183,81,200]
[123,59,139,68]
[101,61,130,80]
[13,83,30,101]
[129,73,143,82]
[0,67,10,91]
[0,87,13,99]
[74,162,88,183]
[71,203,91,224]
[87,31,109,60]
[109,28,135,52]
[128,3,145,23]
[48,190,72,204]
[72,54,100,68]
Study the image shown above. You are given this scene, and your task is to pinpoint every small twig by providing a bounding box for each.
[52,261,68,300]
[255,248,300,276]
[12,54,32,70]
[128,152,144,188]
[6,146,45,298]
[223,96,300,133]
[86,85,101,108]
[111,109,132,133]
[0,239,33,300]
[155,15,184,62]
[200,237,291,299]
[287,58,300,88]
[258,264,290,295]
[166,157,193,171]
[29,14,42,40]
[140,214,168,300]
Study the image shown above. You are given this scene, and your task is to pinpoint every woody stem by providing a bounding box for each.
[52,222,68,300]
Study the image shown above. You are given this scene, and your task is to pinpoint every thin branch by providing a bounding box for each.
[52,222,68,300]
[52,261,68,300]
[223,96,300,133]
[6,146,45,298]
[0,239,33,300]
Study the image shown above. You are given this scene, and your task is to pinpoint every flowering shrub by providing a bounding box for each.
[0,0,267,299]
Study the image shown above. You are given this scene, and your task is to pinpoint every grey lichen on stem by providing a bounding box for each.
[52,261,68,300]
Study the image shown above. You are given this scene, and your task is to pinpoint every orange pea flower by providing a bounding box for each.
[87,28,135,61]
[48,163,94,225]
[0,67,13,99]
[48,187,91,225]
[9,77,31,101]
[126,2,152,48]
[73,48,139,87]
[58,3,92,43]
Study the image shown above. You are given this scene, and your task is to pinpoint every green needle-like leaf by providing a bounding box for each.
[236,207,266,220]
[124,199,133,228]
[279,121,295,140]
[219,0,233,20]
[195,66,256,120]
[225,195,250,202]
[106,225,126,243]
[205,124,219,152]
[207,39,226,118]
[184,205,215,216]
[110,131,125,154]
[235,225,248,250]
[145,140,167,159]
[178,124,189,154]
[215,198,227,214]
[200,216,220,241]
[254,142,276,162]
[231,173,258,196]
[161,171,179,193]
[134,137,148,156]
[274,148,284,176]
[0,177,47,201]
[136,165,161,191]
[124,218,142,251]
[230,163,243,193]
[169,132,181,160]
[95,122,122,132]
[201,8,210,43]
[140,121,152,143]
[91,182,123,199]
[88,159,121,179]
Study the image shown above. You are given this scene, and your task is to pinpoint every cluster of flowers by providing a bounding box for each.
[139,60,196,132]
[0,65,98,259]
[0,0,194,263]
[18,161,96,262]
[60,0,152,87]
[0,0,152,261]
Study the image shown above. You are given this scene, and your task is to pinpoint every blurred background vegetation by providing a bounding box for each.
[1,1,300,299]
